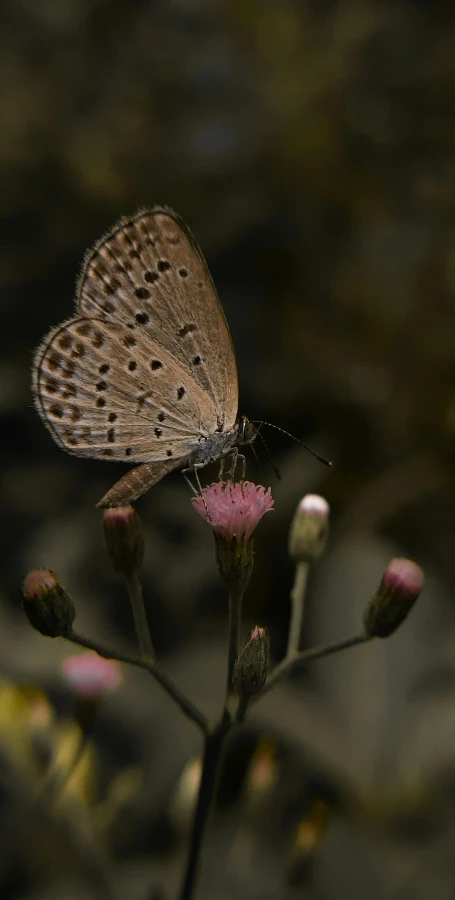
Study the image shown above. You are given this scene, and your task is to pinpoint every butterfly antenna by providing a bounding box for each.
[251,421,333,468]
[254,429,282,480]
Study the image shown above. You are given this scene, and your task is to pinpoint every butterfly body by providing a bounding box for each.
[32,207,256,506]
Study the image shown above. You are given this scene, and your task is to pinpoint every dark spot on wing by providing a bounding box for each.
[151,360,163,370]
[99,363,110,374]
[157,260,171,272]
[178,323,196,338]
[47,352,61,371]
[104,279,120,295]
[135,312,149,325]
[145,270,159,283]
[71,342,85,358]
[128,361,137,371]
[75,322,92,337]
[154,427,163,437]
[49,403,63,418]
[96,381,108,391]
[92,331,104,349]
[179,267,188,278]
[108,412,117,423]
[177,386,185,400]
[135,287,150,300]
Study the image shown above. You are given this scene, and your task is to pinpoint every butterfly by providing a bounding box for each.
[32,207,257,507]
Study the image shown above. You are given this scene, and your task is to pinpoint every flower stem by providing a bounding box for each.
[263,632,370,695]
[67,630,209,734]
[286,560,309,656]
[178,720,230,900]
[226,589,243,701]
[124,571,155,659]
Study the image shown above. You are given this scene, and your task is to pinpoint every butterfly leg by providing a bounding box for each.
[182,463,211,516]
[182,471,199,497]
[226,447,238,480]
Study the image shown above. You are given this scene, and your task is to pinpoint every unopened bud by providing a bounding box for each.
[103,505,144,574]
[288,494,329,563]
[21,569,76,637]
[233,626,270,719]
[364,558,424,638]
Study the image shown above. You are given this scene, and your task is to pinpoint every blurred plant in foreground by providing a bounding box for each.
[20,481,424,900]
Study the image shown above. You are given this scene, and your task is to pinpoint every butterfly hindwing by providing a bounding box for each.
[33,316,218,463]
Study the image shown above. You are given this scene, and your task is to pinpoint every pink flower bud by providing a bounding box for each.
[103,505,144,574]
[21,569,75,637]
[364,558,424,638]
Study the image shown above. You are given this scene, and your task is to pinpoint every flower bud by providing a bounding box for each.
[103,505,144,575]
[21,569,76,637]
[233,626,270,719]
[288,494,329,563]
[364,558,424,638]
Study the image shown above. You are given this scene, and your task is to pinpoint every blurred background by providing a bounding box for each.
[2,0,455,897]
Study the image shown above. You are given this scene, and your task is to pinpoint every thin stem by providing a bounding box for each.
[262,632,371,696]
[225,589,243,702]
[124,571,155,659]
[286,560,310,656]
[67,630,209,734]
[178,721,230,900]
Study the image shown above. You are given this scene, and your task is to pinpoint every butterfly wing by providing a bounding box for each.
[32,316,218,463]
[76,207,239,431]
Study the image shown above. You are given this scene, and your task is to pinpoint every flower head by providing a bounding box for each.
[103,505,144,575]
[21,569,75,637]
[193,481,273,596]
[62,652,122,698]
[364,557,424,638]
[192,481,273,542]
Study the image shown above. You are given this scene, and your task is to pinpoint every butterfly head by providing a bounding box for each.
[237,415,257,446]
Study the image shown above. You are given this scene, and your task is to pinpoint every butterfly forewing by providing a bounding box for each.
[76,208,239,430]
[33,315,218,463]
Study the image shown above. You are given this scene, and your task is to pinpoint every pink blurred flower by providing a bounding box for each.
[62,652,122,697]
[192,481,274,543]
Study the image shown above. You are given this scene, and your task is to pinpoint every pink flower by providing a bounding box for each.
[62,652,122,697]
[192,481,274,543]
